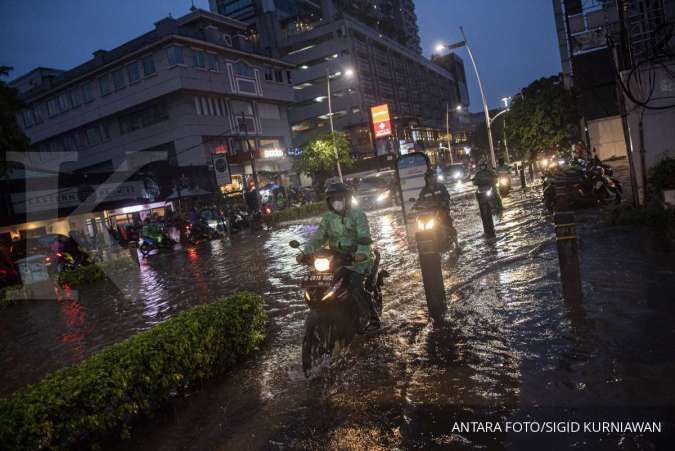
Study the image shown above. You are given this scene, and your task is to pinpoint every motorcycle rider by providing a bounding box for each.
[417,170,460,249]
[472,160,503,210]
[298,182,380,331]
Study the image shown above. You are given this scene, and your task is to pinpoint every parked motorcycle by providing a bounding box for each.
[290,238,388,376]
[184,221,219,244]
[139,225,175,257]
[542,162,622,211]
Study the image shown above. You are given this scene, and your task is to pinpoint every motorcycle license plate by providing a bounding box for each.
[303,274,333,287]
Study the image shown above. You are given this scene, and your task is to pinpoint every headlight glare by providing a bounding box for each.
[314,257,331,272]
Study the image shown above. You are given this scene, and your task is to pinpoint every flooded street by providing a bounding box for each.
[2,181,675,449]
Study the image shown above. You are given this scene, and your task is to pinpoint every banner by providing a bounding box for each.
[371,103,392,139]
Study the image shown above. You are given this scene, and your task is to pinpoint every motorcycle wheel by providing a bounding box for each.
[302,311,333,376]
[139,243,151,258]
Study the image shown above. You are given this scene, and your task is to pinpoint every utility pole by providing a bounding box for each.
[446,103,454,164]
[326,63,344,182]
[240,112,259,190]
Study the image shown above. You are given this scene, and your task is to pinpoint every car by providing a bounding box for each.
[439,163,466,182]
[351,172,396,210]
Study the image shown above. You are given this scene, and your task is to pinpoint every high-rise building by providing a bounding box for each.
[3,9,296,238]
[210,0,469,159]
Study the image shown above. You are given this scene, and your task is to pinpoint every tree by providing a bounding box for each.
[293,131,353,193]
[504,75,579,161]
[0,66,30,173]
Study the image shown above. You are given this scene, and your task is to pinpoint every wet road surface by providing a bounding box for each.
[2,178,675,450]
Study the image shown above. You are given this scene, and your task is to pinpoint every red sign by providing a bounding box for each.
[370,104,392,139]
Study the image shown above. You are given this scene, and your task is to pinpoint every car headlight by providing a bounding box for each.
[437,175,444,182]
[376,191,390,203]
[351,197,359,206]
[453,172,461,179]
[417,217,435,230]
[314,257,331,272]
[558,159,565,166]
[208,220,218,228]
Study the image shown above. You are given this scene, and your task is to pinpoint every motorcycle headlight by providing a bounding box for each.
[376,191,390,203]
[499,177,508,186]
[486,188,493,197]
[417,217,435,230]
[351,197,359,206]
[437,175,444,182]
[314,257,331,272]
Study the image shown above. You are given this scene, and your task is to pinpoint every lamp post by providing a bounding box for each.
[325,62,354,183]
[436,27,496,168]
[445,103,453,164]
[501,96,512,163]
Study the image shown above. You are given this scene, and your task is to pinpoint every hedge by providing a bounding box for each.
[57,257,138,287]
[263,202,327,226]
[0,291,266,450]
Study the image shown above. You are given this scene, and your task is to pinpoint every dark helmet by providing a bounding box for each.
[325,182,352,212]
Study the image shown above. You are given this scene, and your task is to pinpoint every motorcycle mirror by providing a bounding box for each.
[289,240,300,249]
[357,237,373,246]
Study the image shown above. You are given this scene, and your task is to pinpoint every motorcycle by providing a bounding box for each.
[542,163,622,211]
[184,221,219,244]
[139,225,175,257]
[497,172,512,196]
[476,185,500,212]
[290,238,388,376]
[411,196,459,253]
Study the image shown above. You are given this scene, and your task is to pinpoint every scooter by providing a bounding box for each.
[476,185,500,212]
[290,238,388,376]
[497,172,512,196]
[139,226,175,257]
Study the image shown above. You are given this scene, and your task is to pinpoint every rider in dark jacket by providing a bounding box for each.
[418,170,459,248]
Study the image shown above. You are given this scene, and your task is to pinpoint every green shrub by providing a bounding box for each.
[263,202,327,226]
[57,263,106,287]
[0,285,29,309]
[0,291,266,450]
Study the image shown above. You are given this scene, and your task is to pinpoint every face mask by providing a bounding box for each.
[331,200,345,212]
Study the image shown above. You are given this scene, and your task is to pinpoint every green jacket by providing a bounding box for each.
[496,164,511,175]
[304,208,373,274]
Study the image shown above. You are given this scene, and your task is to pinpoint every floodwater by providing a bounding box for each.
[2,178,674,450]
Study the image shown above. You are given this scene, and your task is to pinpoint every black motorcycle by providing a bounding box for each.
[290,238,387,376]
[411,196,459,253]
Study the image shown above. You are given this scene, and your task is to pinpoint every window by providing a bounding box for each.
[99,76,111,96]
[192,50,205,68]
[286,71,292,84]
[167,46,184,66]
[112,69,126,90]
[47,98,59,116]
[274,70,283,83]
[258,103,280,119]
[83,82,95,102]
[86,126,101,146]
[75,130,87,149]
[21,110,33,128]
[234,61,254,77]
[63,134,76,151]
[100,122,111,141]
[142,56,156,76]
[264,66,273,81]
[32,107,43,124]
[70,88,82,108]
[58,93,71,112]
[230,100,253,116]
[119,103,169,134]
[126,62,141,83]
[206,53,218,71]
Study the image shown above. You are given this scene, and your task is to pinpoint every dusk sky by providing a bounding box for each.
[0,0,562,111]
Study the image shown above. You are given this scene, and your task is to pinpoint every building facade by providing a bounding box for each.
[3,9,295,238]
[552,0,675,203]
[210,0,469,159]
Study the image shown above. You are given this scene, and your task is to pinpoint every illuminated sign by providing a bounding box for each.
[263,148,285,159]
[370,103,392,139]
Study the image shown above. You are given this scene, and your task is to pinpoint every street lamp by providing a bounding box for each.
[437,27,497,168]
[501,96,512,163]
[326,62,355,183]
